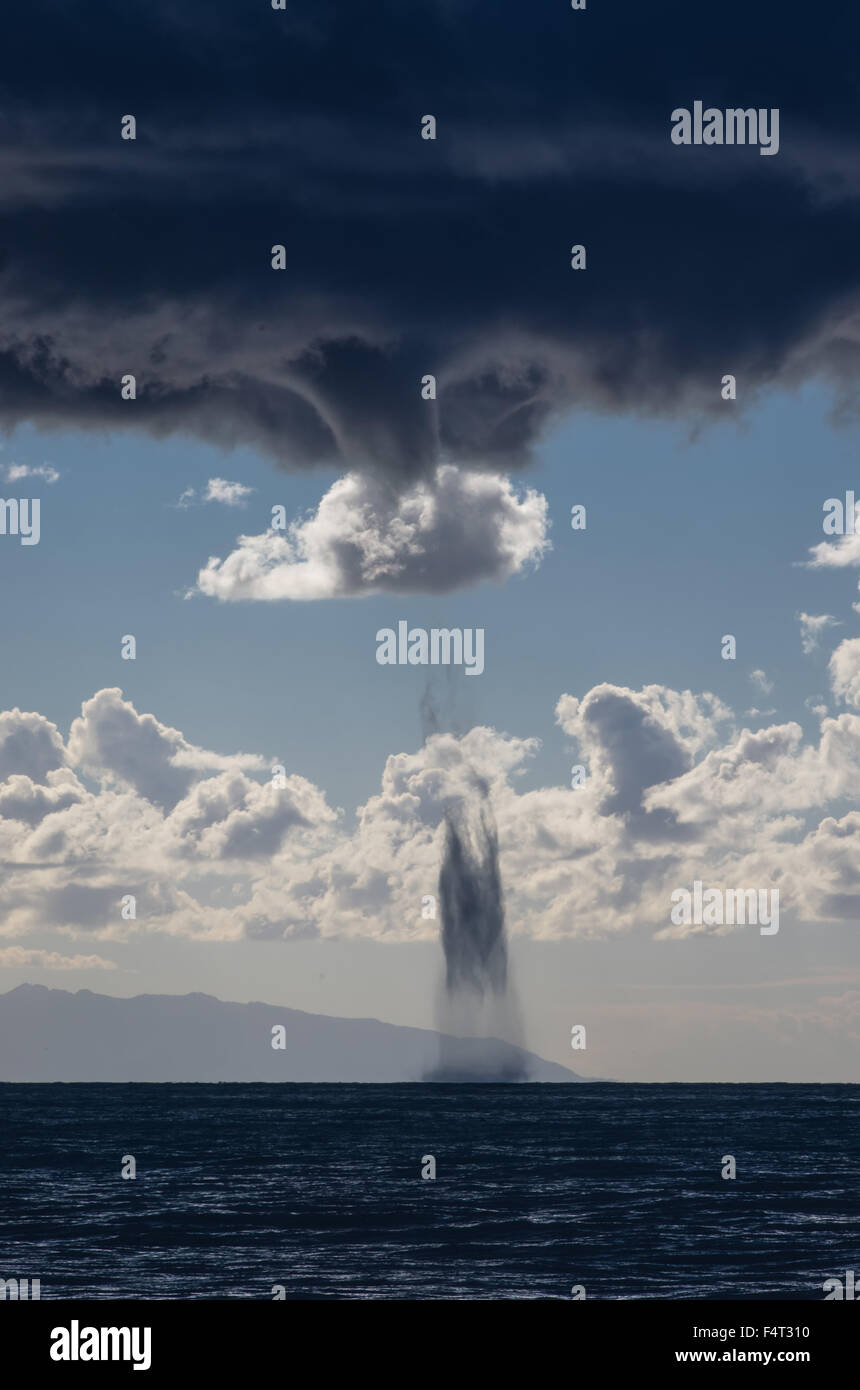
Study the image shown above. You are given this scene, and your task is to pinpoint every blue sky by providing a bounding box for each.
[2,384,859,1082]
[3,0,860,1081]
[4,383,856,815]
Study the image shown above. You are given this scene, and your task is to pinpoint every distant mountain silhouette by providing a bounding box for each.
[0,985,585,1082]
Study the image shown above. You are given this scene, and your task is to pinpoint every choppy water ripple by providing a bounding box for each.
[0,1083,857,1300]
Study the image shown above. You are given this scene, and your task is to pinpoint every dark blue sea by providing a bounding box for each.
[1,1083,857,1300]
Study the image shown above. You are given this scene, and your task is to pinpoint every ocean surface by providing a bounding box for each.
[1,1083,857,1300]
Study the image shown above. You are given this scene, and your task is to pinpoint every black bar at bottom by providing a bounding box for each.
[4,1298,852,1377]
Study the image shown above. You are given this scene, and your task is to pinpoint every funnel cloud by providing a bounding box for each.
[428,793,527,1081]
[439,804,508,997]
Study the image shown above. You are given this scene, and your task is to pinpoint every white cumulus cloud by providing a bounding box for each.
[196,464,550,600]
[5,677,860,948]
[5,462,60,483]
[204,477,254,506]
[798,612,840,654]
[829,637,860,708]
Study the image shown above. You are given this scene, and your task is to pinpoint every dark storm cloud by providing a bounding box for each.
[2,0,859,479]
